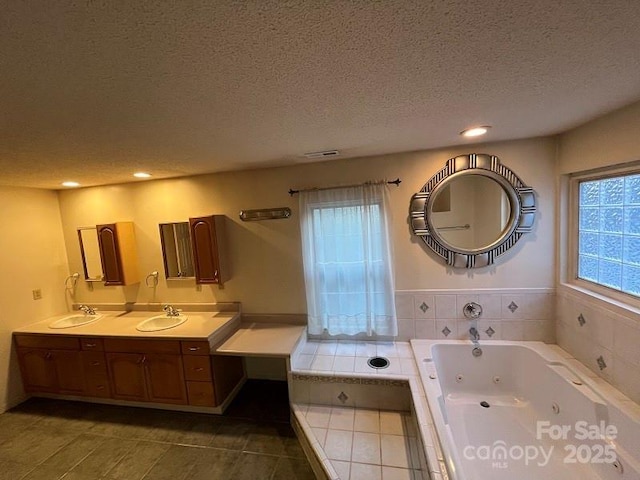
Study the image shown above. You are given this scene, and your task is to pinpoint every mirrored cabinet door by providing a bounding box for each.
[159,222,195,279]
[78,227,104,281]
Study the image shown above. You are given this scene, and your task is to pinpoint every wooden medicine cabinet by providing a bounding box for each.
[78,222,140,286]
[189,215,229,285]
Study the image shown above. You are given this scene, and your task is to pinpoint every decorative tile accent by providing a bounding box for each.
[419,302,430,313]
[577,313,586,326]
[292,373,409,388]
[441,326,451,337]
[597,356,607,370]
[508,301,519,313]
[485,326,495,338]
[361,378,409,387]
[337,391,349,403]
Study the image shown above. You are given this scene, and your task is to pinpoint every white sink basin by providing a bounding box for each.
[136,315,188,332]
[49,313,103,329]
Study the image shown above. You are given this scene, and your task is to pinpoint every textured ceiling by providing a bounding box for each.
[2,1,640,189]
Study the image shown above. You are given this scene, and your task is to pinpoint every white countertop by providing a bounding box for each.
[215,322,305,357]
[13,310,241,343]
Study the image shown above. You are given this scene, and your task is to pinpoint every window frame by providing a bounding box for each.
[569,163,640,309]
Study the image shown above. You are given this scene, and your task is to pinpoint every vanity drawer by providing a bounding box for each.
[104,339,180,354]
[81,351,108,375]
[85,375,111,398]
[80,338,104,351]
[183,356,212,382]
[186,381,216,407]
[14,335,79,350]
[181,341,210,355]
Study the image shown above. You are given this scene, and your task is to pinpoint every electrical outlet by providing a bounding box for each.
[32,289,42,300]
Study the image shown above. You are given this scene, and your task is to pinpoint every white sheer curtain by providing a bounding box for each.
[299,183,397,337]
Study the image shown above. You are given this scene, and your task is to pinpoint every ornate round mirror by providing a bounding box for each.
[410,154,536,268]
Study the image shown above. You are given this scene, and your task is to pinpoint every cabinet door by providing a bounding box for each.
[97,224,124,285]
[106,352,147,401]
[51,350,85,395]
[144,354,188,405]
[17,348,58,393]
[189,216,221,284]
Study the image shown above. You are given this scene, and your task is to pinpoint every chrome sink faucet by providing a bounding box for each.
[163,304,182,317]
[78,304,97,315]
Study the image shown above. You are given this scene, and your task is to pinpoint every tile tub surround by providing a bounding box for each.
[557,285,640,404]
[395,288,556,343]
[290,340,447,479]
[291,338,640,480]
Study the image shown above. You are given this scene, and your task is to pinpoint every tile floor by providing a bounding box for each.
[299,404,423,480]
[0,380,315,480]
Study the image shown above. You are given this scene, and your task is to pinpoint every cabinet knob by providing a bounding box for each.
[97,385,105,390]
[45,352,52,360]
[195,367,204,372]
[85,343,97,348]
[189,347,200,351]
[91,361,100,366]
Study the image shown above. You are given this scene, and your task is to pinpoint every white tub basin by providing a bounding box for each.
[136,314,188,332]
[49,313,103,329]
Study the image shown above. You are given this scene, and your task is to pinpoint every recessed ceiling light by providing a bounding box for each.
[460,126,491,137]
[61,181,80,187]
[133,172,152,178]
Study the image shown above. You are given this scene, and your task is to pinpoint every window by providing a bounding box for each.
[299,183,397,337]
[577,172,640,297]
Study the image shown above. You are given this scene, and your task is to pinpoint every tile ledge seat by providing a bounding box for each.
[290,340,443,479]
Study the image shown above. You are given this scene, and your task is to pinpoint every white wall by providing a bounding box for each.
[557,100,640,404]
[57,136,557,314]
[0,187,70,411]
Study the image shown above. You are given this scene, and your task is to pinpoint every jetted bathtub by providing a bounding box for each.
[411,340,640,480]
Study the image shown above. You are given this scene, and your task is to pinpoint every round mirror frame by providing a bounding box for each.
[410,153,536,268]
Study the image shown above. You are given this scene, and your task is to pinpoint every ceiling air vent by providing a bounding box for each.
[303,150,340,159]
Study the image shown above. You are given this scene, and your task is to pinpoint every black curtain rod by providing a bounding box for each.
[288,178,401,196]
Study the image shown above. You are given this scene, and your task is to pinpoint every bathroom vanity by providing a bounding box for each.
[12,310,244,412]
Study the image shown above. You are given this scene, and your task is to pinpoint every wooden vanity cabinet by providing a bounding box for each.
[15,334,244,410]
[96,222,140,286]
[104,339,188,405]
[189,215,229,285]
[15,335,85,395]
[182,340,216,406]
[181,341,244,407]
[79,337,110,397]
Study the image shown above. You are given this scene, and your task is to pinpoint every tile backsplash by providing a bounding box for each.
[556,285,640,404]
[395,288,556,343]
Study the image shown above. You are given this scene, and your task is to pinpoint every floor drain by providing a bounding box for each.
[480,401,490,408]
[367,357,390,369]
